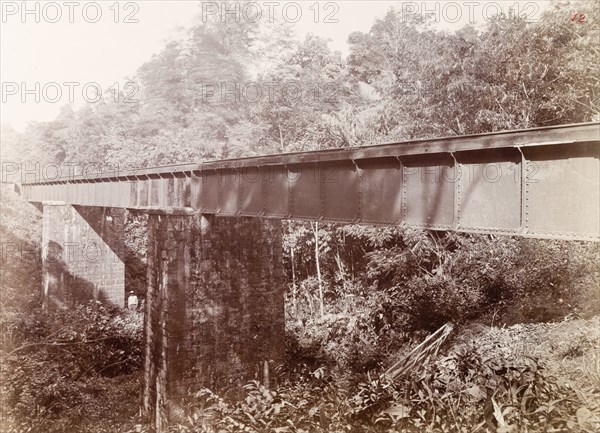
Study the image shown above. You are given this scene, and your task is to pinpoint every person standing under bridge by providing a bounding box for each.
[127,291,138,311]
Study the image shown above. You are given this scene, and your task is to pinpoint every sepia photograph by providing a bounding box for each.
[0,1,599,432]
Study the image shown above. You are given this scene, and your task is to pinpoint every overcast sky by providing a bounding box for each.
[1,1,553,131]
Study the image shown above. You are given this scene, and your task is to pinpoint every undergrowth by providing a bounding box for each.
[165,318,600,432]
[1,303,143,433]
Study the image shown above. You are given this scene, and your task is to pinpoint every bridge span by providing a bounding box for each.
[15,122,600,431]
[20,122,600,241]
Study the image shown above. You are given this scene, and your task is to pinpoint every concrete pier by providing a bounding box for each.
[142,213,285,430]
[41,202,125,310]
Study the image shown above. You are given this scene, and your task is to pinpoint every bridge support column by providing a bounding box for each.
[41,202,125,310]
[142,213,285,431]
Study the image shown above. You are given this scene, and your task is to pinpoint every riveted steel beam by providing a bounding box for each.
[18,122,600,241]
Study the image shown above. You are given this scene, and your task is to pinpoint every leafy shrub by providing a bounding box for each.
[1,302,143,433]
[168,370,358,433]
[369,322,600,433]
[503,239,600,323]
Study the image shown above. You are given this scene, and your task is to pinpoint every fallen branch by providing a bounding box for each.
[385,323,454,380]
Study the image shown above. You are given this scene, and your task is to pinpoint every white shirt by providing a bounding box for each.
[128,294,139,308]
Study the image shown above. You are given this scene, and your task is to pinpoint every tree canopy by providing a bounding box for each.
[2,0,598,172]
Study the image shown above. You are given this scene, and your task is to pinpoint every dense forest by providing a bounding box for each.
[1,1,600,432]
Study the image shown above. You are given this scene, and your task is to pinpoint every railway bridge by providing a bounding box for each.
[16,122,600,430]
